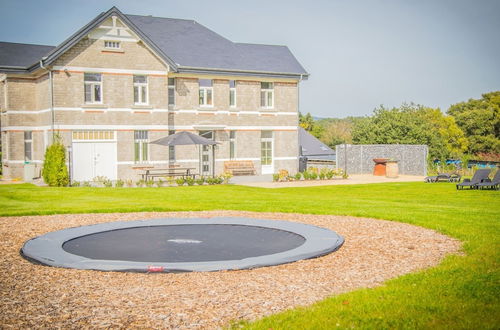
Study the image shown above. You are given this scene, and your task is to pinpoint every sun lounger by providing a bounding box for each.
[475,170,500,190]
[456,169,491,190]
[425,171,461,183]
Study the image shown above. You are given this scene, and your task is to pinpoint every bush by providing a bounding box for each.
[221,171,233,184]
[42,136,69,187]
[82,181,91,187]
[103,179,113,188]
[295,172,302,180]
[145,180,154,187]
[325,170,334,180]
[195,177,205,185]
[166,176,176,186]
[185,177,195,186]
[136,179,145,187]
[115,179,124,188]
[273,173,280,182]
[176,178,186,186]
[70,181,80,187]
[278,169,289,182]
[125,179,133,187]
[155,179,164,187]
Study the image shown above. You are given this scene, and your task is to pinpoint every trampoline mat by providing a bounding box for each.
[62,224,306,263]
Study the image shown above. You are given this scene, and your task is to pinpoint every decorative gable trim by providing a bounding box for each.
[35,7,177,72]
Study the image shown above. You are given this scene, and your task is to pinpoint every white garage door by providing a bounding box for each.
[72,131,117,181]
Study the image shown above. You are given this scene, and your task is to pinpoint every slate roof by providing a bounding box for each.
[126,14,308,76]
[0,7,308,78]
[0,42,55,69]
[299,127,335,157]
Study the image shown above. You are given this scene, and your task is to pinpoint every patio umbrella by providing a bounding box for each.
[150,131,218,146]
[150,131,219,177]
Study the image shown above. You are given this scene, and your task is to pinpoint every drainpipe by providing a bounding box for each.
[297,74,303,173]
[40,58,54,140]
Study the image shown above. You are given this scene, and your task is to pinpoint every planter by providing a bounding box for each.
[386,160,399,178]
[373,158,389,176]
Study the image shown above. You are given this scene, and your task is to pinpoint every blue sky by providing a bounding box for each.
[0,0,499,118]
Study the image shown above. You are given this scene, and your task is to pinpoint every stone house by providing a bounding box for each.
[0,7,308,181]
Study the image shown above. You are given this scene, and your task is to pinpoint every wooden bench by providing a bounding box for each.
[224,161,256,176]
[141,168,196,181]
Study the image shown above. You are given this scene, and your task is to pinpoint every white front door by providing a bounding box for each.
[73,142,117,181]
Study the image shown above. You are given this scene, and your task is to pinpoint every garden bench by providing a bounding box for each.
[141,168,196,181]
[224,161,256,176]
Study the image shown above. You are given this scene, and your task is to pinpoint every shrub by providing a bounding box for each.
[278,169,289,182]
[145,180,155,187]
[273,173,280,182]
[176,178,186,186]
[70,181,80,187]
[294,172,302,180]
[206,177,217,185]
[82,181,91,187]
[41,136,69,187]
[136,179,145,187]
[115,179,124,188]
[185,177,195,186]
[166,176,176,186]
[302,170,310,180]
[125,179,133,187]
[221,171,233,184]
[195,177,205,185]
[155,179,164,187]
[215,176,224,184]
[102,179,113,188]
[325,169,334,179]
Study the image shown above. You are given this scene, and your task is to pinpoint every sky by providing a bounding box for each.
[0,0,499,118]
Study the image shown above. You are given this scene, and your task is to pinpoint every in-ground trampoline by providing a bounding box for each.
[21,217,344,273]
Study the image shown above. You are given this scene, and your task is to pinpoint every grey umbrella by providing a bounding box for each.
[150,131,219,177]
[150,131,218,146]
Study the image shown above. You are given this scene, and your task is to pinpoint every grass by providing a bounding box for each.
[0,182,499,328]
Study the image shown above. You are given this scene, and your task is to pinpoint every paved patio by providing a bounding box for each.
[232,174,425,188]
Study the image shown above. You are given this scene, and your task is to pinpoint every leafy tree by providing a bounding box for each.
[447,91,500,155]
[352,103,468,160]
[299,112,323,138]
[42,135,69,187]
[316,118,354,147]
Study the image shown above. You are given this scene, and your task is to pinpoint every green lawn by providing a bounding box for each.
[1,182,499,329]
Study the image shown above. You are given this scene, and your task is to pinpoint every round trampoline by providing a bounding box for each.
[21,217,344,273]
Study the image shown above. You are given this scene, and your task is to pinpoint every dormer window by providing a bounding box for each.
[104,41,120,49]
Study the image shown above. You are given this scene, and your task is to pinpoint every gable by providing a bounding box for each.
[52,16,168,72]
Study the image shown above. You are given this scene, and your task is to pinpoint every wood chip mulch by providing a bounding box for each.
[0,211,461,329]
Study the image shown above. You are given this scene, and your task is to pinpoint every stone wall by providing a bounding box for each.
[335,144,428,176]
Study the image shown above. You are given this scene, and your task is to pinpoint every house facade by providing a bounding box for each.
[0,7,308,181]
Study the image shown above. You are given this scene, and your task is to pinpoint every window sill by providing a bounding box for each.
[81,104,108,109]
[199,105,214,109]
[101,49,125,54]
[132,105,153,109]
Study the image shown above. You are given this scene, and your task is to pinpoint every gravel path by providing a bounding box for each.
[0,211,461,329]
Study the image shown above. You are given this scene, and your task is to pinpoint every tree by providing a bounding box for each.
[447,91,500,155]
[317,118,354,147]
[299,112,323,138]
[352,103,468,160]
[42,135,69,187]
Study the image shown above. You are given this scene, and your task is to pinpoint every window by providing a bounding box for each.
[24,131,32,161]
[261,131,273,166]
[168,130,175,161]
[199,79,213,106]
[229,80,236,107]
[84,73,102,104]
[168,78,175,106]
[260,82,274,108]
[229,130,236,159]
[133,75,148,105]
[134,130,148,163]
[72,131,114,140]
[104,41,120,49]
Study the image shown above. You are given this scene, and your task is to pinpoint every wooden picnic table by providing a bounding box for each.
[141,167,196,181]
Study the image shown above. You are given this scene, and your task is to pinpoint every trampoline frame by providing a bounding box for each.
[21,217,344,273]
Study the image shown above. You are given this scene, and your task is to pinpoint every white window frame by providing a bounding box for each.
[229,130,236,160]
[133,75,149,105]
[134,130,149,163]
[84,73,103,104]
[168,78,175,106]
[24,131,33,162]
[199,79,213,107]
[229,80,236,108]
[104,41,121,49]
[260,82,274,109]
